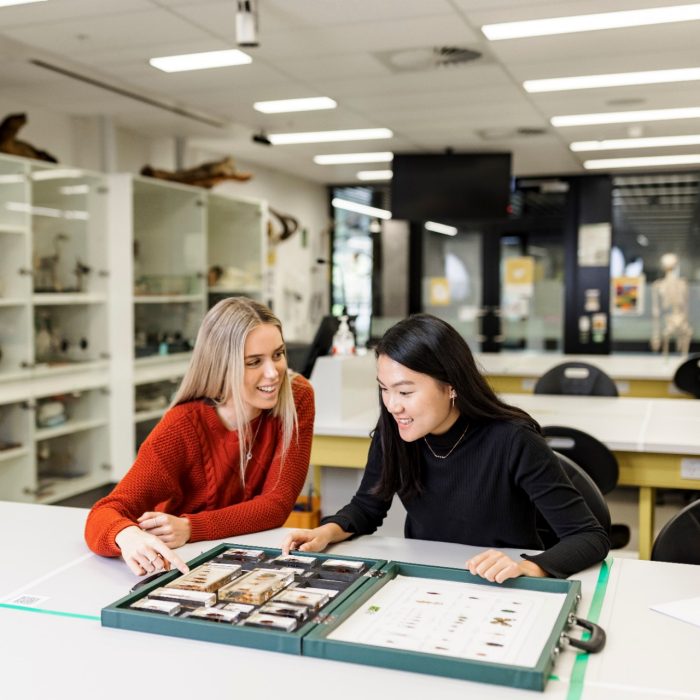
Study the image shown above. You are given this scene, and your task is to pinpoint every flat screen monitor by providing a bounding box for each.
[391,153,511,222]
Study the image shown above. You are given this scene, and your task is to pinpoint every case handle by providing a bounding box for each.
[563,616,606,653]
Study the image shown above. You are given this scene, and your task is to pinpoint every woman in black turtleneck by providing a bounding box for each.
[282,314,609,582]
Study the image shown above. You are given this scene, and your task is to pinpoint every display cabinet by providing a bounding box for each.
[0,154,112,503]
[207,192,267,307]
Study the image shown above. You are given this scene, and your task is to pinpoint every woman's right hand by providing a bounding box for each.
[281,525,338,555]
[115,525,190,577]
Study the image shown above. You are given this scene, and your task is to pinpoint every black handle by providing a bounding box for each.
[564,616,606,653]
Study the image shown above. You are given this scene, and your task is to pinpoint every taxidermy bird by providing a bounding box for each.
[0,113,58,163]
[140,156,252,188]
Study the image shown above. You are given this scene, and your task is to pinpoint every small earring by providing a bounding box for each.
[450,390,456,408]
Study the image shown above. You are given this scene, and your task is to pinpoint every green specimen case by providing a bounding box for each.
[102,543,595,691]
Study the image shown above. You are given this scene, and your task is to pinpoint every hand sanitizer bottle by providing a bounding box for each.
[332,316,355,356]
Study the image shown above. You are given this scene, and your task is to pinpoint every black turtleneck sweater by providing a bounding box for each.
[321,416,610,578]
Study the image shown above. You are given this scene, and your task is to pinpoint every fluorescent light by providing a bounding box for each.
[331,198,391,220]
[357,170,393,181]
[482,4,700,40]
[0,0,47,7]
[552,107,700,127]
[571,134,700,152]
[525,67,700,93]
[269,128,392,145]
[149,49,251,73]
[254,97,336,113]
[583,154,700,170]
[425,221,458,236]
[314,152,393,165]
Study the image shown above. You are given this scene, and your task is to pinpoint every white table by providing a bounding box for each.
[311,394,700,559]
[1,503,698,700]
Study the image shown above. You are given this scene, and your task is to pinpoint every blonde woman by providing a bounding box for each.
[85,298,314,576]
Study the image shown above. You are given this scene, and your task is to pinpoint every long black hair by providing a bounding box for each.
[373,313,540,501]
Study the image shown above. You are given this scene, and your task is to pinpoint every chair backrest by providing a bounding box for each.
[542,425,618,494]
[651,499,700,564]
[672,354,700,399]
[534,362,619,397]
[537,451,612,549]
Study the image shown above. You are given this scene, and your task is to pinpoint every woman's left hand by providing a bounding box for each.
[137,511,192,548]
[466,549,546,583]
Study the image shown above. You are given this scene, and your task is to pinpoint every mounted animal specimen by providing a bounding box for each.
[268,207,299,244]
[34,232,69,292]
[140,156,252,188]
[0,113,58,163]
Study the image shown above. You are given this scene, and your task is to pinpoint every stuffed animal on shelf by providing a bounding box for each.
[140,156,252,188]
[0,113,58,163]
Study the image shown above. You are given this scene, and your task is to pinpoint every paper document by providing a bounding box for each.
[650,596,700,628]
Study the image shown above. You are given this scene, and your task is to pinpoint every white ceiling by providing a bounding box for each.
[2,0,700,184]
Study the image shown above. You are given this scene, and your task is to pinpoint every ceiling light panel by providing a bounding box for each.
[149,49,251,73]
[269,128,393,145]
[253,97,337,113]
[584,154,700,170]
[356,170,393,181]
[525,67,700,93]
[482,4,700,40]
[425,221,458,236]
[314,152,393,165]
[571,134,700,152]
[552,107,700,127]
[331,198,391,219]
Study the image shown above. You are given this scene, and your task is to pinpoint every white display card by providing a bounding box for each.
[327,575,568,668]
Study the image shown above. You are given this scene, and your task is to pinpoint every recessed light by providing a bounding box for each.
[314,152,393,165]
[525,67,700,93]
[482,4,700,40]
[584,154,700,170]
[253,97,337,113]
[552,106,700,127]
[269,128,392,145]
[149,49,251,73]
[331,198,391,219]
[356,170,393,181]
[571,134,700,152]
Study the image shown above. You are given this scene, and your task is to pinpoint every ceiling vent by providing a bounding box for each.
[375,46,486,73]
[477,126,548,141]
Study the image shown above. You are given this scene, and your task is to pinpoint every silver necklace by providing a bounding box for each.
[423,424,469,460]
[245,414,264,464]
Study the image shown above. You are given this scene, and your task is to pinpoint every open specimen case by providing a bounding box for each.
[102,543,604,692]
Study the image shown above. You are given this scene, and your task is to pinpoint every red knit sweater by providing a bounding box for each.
[85,374,314,557]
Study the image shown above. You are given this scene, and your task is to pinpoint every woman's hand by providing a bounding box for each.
[137,511,192,548]
[466,549,546,583]
[115,525,189,577]
[281,525,340,555]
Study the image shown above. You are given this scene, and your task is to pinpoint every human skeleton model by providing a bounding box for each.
[650,253,693,356]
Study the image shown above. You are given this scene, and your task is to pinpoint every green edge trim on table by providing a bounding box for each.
[566,558,612,700]
[0,602,100,622]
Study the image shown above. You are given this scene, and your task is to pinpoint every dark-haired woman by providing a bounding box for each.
[282,314,609,582]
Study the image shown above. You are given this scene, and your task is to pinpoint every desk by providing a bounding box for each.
[475,352,687,398]
[311,394,700,560]
[1,502,699,700]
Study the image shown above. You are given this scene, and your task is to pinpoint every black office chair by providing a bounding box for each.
[534,362,619,397]
[650,498,700,564]
[672,354,700,399]
[537,451,611,549]
[542,426,629,549]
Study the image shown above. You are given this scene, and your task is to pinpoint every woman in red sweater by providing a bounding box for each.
[85,297,315,576]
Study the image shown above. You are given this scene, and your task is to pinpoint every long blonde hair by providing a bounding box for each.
[171,297,297,484]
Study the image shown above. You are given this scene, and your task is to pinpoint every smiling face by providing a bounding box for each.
[241,323,287,418]
[377,354,458,442]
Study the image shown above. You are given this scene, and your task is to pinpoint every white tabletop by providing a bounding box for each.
[2,502,699,700]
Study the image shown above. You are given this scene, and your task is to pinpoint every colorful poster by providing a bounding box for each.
[502,256,535,320]
[611,276,645,315]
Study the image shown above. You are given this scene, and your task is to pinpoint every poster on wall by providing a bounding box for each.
[429,277,451,306]
[578,223,611,267]
[502,256,535,320]
[611,275,645,315]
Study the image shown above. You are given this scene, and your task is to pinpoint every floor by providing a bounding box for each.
[55,482,696,560]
